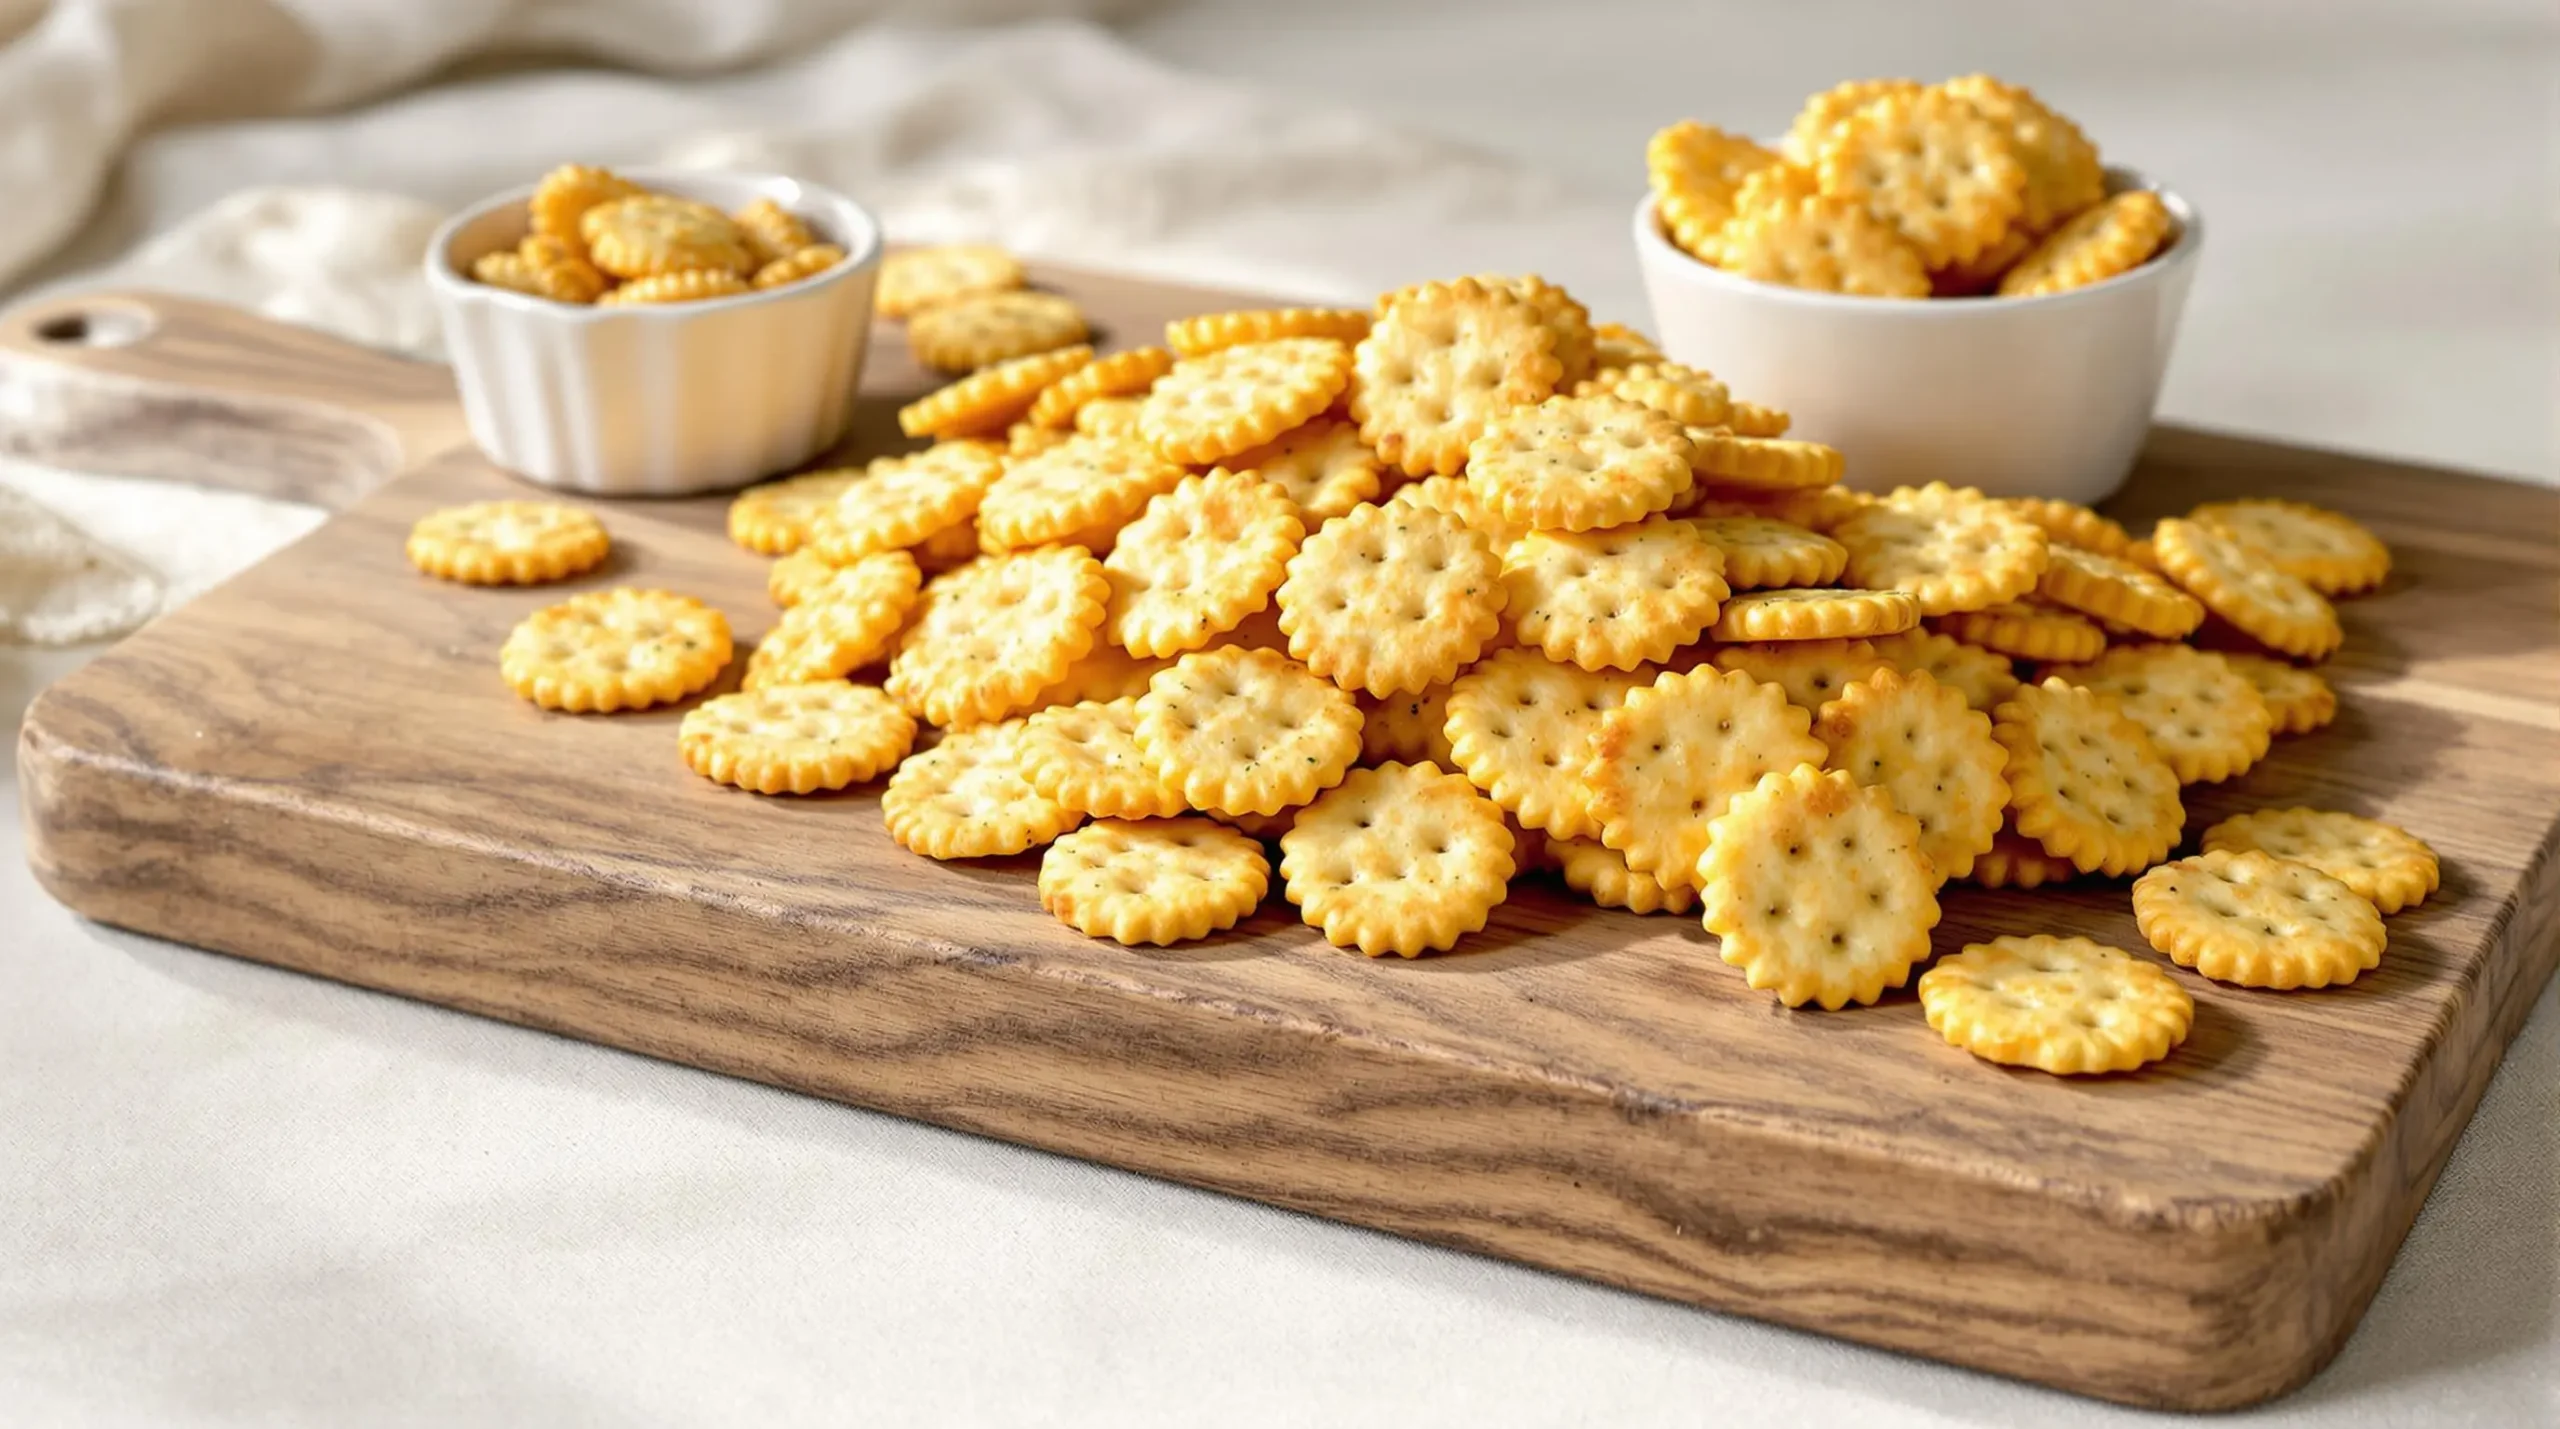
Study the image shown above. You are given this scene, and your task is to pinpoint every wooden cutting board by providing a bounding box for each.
[10,278,2557,1412]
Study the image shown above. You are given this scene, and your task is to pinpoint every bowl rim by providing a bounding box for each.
[1631,166,2202,315]
[424,166,885,322]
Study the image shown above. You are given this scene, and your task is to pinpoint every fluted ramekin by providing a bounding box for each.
[425,169,882,496]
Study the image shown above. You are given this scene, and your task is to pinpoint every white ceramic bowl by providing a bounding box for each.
[1633,172,2201,505]
[426,169,883,496]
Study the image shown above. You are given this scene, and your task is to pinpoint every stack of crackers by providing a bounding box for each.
[409,240,2436,1080]
[1649,75,2173,298]
[469,164,847,305]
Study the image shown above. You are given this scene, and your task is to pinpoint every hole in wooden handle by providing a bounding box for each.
[32,305,155,348]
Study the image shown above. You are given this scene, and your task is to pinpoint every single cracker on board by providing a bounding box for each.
[812,442,1006,559]
[1698,765,1942,1011]
[2133,849,2388,990]
[742,551,922,689]
[1221,418,1384,521]
[1501,516,1729,671]
[1466,394,1696,533]
[1936,599,2105,663]
[1040,818,1270,945]
[2045,643,2272,785]
[977,434,1186,554]
[885,547,1109,728]
[1918,935,2193,1076]
[1688,515,1847,589]
[727,470,859,556]
[2035,543,2203,639]
[1549,837,1696,915]
[1813,667,2010,883]
[1276,502,1506,697]
[2151,517,2343,661]
[408,500,610,585]
[1715,194,1930,298]
[1351,277,1563,478]
[679,683,916,795]
[1814,86,2026,270]
[500,588,732,713]
[1991,677,2182,875]
[1585,666,1826,893]
[2221,653,2336,736]
[1832,483,2049,617]
[1016,697,1190,819]
[1133,645,1364,817]
[876,243,1025,319]
[882,719,1084,859]
[1027,346,1174,429]
[1167,307,1372,357]
[1444,650,1648,840]
[1710,639,1887,712]
[898,346,1094,440]
[1105,469,1304,659]
[2202,807,2439,914]
[1278,762,1515,958]
[1708,588,1919,642]
[2187,498,2390,596]
[1137,337,1352,466]
[907,290,1090,372]
[1998,190,2173,297]
[1869,629,2020,712]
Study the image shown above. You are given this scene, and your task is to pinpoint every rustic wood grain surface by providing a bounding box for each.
[9,278,2557,1412]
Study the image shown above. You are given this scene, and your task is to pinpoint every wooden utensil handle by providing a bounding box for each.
[0,290,465,509]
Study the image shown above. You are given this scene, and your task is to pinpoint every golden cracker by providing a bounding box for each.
[1708,588,1919,642]
[1832,482,2049,616]
[407,500,609,586]
[882,719,1084,859]
[1016,697,1190,820]
[1137,337,1353,466]
[1582,360,1731,429]
[528,164,641,263]
[2035,542,2203,639]
[741,552,921,689]
[1647,120,1786,260]
[1276,502,1506,697]
[1278,762,1515,958]
[1688,515,1847,589]
[812,442,1006,560]
[1166,307,1372,357]
[679,682,915,795]
[898,346,1095,440]
[1918,935,2192,1075]
[1444,650,1647,840]
[1686,432,1846,492]
[978,434,1186,554]
[1105,469,1304,658]
[1502,516,1730,671]
[1133,646,1364,817]
[581,194,753,279]
[885,547,1109,728]
[2045,643,2272,785]
[1716,194,1931,298]
[1937,599,2106,663]
[1939,75,2106,237]
[1868,629,2020,713]
[2201,807,2439,914]
[1467,394,1696,533]
[1549,836,1696,915]
[1815,87,2027,270]
[1999,189,2173,297]
[731,197,816,266]
[1991,677,2183,875]
[2152,517,2343,661]
[1351,277,1563,478]
[2221,653,2337,736]
[1586,666,1825,893]
[1040,817,1270,945]
[1358,682,1458,770]
[596,269,752,305]
[1967,825,2082,890]
[499,587,732,713]
[908,290,1091,372]
[1222,417,1384,520]
[1698,765,1942,1010]
[1813,667,2009,882]
[1709,638,1888,711]
[876,243,1025,319]
[727,470,859,555]
[1027,346,1174,429]
[2133,849,2388,989]
[2188,498,2390,596]
[750,243,846,291]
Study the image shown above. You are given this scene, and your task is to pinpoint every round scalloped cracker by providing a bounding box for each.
[978,434,1186,554]
[1477,275,1598,387]
[1815,86,2027,270]
[1687,433,1846,492]
[751,243,845,291]
[2000,497,2142,561]
[908,290,1090,372]
[1359,681,1457,770]
[886,547,1109,729]
[1027,345,1175,429]
[1073,394,1145,440]
[2202,807,2439,915]
[1222,417,1383,521]
[596,269,752,306]
[768,546,835,609]
[1708,639,1887,712]
[1919,935,2192,1076]
[812,443,1006,560]
[1937,599,2105,663]
[1648,121,1785,260]
[1445,650,1648,840]
[1279,762,1515,958]
[500,588,732,714]
[2046,643,2272,785]
[1586,666,1826,893]
[2134,850,2387,990]
[728,470,859,556]
[580,194,752,279]
[1717,194,1931,298]
[1134,646,1363,817]
[1040,817,1270,945]
[1699,765,1941,1011]
[1277,502,1506,697]
[2221,653,2337,736]
[1938,75,2107,236]
[528,164,641,262]
[899,346,1094,440]
[1104,469,1304,659]
[2152,517,2343,661]
[1709,588,1918,642]
[1166,307,1371,357]
[1550,836,1696,915]
[731,198,815,267]
[877,243,1025,319]
[882,719,1084,859]
[1467,394,1695,533]
[2036,542,2203,639]
[1352,278,1563,479]
[742,551,922,689]
[2187,498,2390,597]
[1784,78,1923,161]
[1731,160,1824,218]
[1688,515,1846,590]
[1388,473,1529,548]
[1813,666,2009,883]
[1502,516,1729,671]
[680,682,916,795]
[1968,826,2082,890]
[1999,189,2173,297]
[1992,677,2182,876]
[1582,361,1731,429]
[1137,337,1352,466]
[408,501,610,586]
[1833,483,2049,617]
[1016,697,1190,820]
[1869,629,2020,713]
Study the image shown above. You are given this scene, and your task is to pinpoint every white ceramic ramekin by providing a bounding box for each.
[426,169,883,496]
[1633,171,2201,505]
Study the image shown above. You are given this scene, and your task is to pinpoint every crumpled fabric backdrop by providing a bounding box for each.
[3,3,2555,1426]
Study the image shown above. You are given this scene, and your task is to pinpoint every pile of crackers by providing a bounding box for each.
[1650,75,2172,298]
[466,164,847,306]
[409,245,2435,1079]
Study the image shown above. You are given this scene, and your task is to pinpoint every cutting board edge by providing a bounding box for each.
[16,686,2487,1414]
